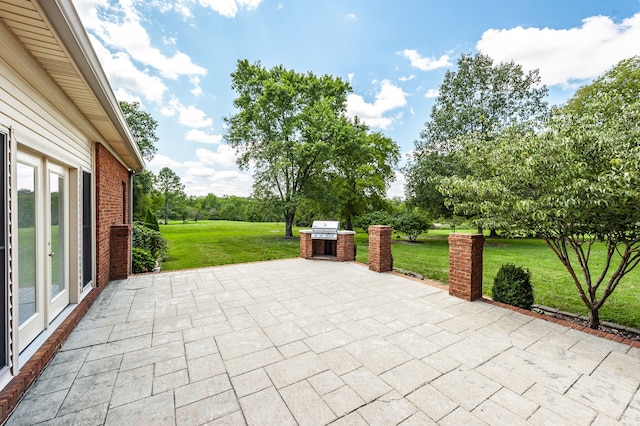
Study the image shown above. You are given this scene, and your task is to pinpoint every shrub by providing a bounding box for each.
[492,263,534,310]
[132,247,156,273]
[354,211,393,232]
[132,221,167,261]
[392,212,431,242]
[143,208,160,231]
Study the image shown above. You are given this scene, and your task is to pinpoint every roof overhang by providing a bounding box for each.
[0,0,144,171]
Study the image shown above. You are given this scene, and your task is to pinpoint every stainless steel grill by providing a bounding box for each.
[311,221,339,240]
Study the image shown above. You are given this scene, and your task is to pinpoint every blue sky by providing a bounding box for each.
[73,0,640,198]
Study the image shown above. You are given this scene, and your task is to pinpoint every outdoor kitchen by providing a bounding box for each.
[300,221,355,261]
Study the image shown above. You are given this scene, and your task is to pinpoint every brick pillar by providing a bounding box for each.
[300,230,312,259]
[368,225,392,272]
[110,224,131,280]
[448,233,484,301]
[337,231,355,261]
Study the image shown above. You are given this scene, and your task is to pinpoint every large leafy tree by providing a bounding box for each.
[155,167,185,225]
[439,57,640,329]
[330,118,400,230]
[224,60,351,237]
[119,101,160,220]
[119,101,159,162]
[405,53,549,226]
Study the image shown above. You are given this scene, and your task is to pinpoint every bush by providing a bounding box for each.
[354,211,393,232]
[132,247,156,273]
[392,212,431,242]
[492,263,534,310]
[143,208,160,231]
[132,221,167,261]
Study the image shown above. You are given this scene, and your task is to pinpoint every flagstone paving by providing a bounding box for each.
[6,258,640,425]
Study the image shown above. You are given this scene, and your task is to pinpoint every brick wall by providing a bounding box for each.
[110,225,131,279]
[336,231,355,262]
[95,143,130,287]
[368,225,392,272]
[448,233,484,301]
[300,231,312,258]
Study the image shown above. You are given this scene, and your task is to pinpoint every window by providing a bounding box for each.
[82,171,92,287]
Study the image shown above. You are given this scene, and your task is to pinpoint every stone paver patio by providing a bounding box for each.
[6,258,640,425]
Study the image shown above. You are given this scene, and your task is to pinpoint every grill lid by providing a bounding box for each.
[311,221,339,240]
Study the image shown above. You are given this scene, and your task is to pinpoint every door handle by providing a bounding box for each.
[48,252,55,257]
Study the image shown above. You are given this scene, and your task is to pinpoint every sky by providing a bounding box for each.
[72,0,640,198]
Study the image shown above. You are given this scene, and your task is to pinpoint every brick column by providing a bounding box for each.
[368,225,392,272]
[337,231,355,261]
[300,230,312,259]
[110,224,131,280]
[448,233,484,301]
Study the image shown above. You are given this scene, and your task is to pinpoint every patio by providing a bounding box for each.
[6,258,640,425]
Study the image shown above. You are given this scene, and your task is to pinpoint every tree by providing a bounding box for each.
[119,101,159,162]
[330,118,400,230]
[439,57,640,329]
[224,60,351,237]
[405,53,549,228]
[393,211,431,242]
[119,101,160,220]
[155,167,184,225]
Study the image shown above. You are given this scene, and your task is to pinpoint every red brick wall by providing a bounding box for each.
[337,232,355,262]
[448,233,484,301]
[110,225,131,279]
[368,225,392,272]
[300,231,312,258]
[95,143,130,287]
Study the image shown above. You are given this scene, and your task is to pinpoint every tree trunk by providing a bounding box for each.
[345,216,353,231]
[588,308,600,330]
[489,228,498,237]
[477,224,483,235]
[284,211,295,238]
[164,196,169,225]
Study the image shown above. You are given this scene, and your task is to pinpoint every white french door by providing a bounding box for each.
[17,151,69,352]
[47,163,69,320]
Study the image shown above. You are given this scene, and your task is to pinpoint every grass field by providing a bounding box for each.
[160,220,640,329]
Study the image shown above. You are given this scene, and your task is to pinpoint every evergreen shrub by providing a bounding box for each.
[492,263,534,310]
[132,247,156,273]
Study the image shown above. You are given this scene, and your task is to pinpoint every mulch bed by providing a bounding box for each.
[532,305,640,342]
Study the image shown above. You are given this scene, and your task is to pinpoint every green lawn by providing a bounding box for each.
[160,220,640,329]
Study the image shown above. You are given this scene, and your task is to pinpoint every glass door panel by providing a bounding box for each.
[17,157,45,352]
[17,163,37,325]
[49,172,64,300]
[47,163,68,320]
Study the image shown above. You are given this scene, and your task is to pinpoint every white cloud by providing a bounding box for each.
[424,88,439,98]
[183,170,253,197]
[347,13,357,21]
[477,13,640,87]
[348,72,355,83]
[399,75,415,82]
[186,129,223,144]
[277,4,284,11]
[89,35,167,103]
[346,80,407,129]
[197,0,263,18]
[162,98,213,128]
[77,0,206,80]
[148,154,182,170]
[190,76,203,96]
[147,149,250,197]
[400,49,452,71]
[191,146,237,167]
